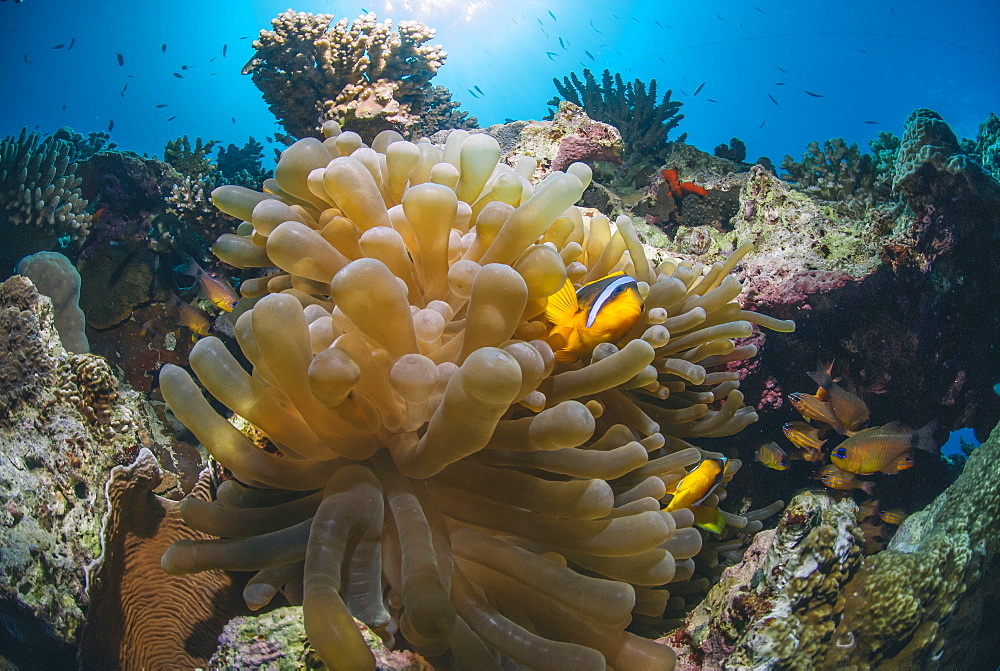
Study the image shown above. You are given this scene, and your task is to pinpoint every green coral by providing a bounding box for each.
[548,68,685,158]
[780,137,878,202]
[960,111,1000,181]
[163,135,218,178]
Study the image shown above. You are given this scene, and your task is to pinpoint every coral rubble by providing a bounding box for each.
[155,124,793,669]
[243,10,460,141]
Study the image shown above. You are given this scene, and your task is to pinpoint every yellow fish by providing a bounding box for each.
[807,362,869,434]
[830,421,938,475]
[816,463,875,495]
[167,292,211,337]
[664,457,727,512]
[879,508,907,526]
[178,257,239,312]
[545,272,643,363]
[788,392,844,433]
[782,421,828,457]
[756,441,789,470]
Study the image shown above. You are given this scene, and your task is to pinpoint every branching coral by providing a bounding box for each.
[216,137,272,188]
[158,123,794,670]
[163,135,218,178]
[960,111,1000,180]
[0,128,92,268]
[548,68,685,158]
[243,10,450,141]
[780,138,878,203]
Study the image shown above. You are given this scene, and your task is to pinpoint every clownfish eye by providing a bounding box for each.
[834,447,847,459]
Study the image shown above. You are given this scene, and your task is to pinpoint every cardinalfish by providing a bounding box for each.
[782,421,827,461]
[816,464,875,495]
[756,441,789,470]
[807,362,869,434]
[167,293,211,338]
[176,258,239,312]
[665,457,729,533]
[544,272,643,363]
[788,392,844,433]
[830,421,937,475]
[879,508,907,525]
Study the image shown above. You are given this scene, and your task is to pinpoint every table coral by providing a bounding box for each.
[0,128,93,273]
[549,68,685,158]
[243,10,451,141]
[156,125,794,669]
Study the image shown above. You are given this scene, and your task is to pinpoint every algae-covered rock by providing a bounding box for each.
[209,607,433,671]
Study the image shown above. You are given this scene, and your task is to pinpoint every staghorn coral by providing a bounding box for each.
[163,173,241,257]
[158,127,794,670]
[51,126,117,162]
[243,10,449,141]
[0,128,92,271]
[413,85,479,138]
[549,68,685,158]
[163,135,219,178]
[216,136,273,188]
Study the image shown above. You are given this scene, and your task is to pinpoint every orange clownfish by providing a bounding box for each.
[664,457,727,512]
[544,272,643,363]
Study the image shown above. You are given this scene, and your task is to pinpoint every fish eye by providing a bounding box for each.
[833,447,846,459]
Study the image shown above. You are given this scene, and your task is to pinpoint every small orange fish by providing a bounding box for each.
[167,292,211,337]
[91,207,106,223]
[782,421,828,453]
[879,508,907,526]
[756,441,789,470]
[664,457,727,512]
[545,272,643,363]
[816,464,875,494]
[830,421,938,475]
[807,362,869,434]
[788,392,844,433]
[177,258,239,312]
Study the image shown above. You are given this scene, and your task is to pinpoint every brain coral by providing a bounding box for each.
[243,10,448,141]
[158,125,793,670]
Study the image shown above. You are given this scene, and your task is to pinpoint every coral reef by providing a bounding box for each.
[15,251,89,354]
[79,449,243,669]
[243,10,452,140]
[959,111,1000,180]
[51,126,117,162]
[713,138,746,164]
[155,126,793,669]
[215,136,272,187]
[0,128,93,273]
[780,137,880,204]
[505,102,624,177]
[668,416,1000,669]
[415,84,479,137]
[549,68,685,158]
[0,276,158,668]
[163,135,218,178]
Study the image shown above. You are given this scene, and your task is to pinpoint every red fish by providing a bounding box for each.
[660,168,709,198]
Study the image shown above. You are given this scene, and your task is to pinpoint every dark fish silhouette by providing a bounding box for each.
[240,35,250,39]
[467,88,481,98]
[168,116,177,121]
[716,13,724,20]
[631,16,639,22]
[558,36,567,49]
[768,94,780,107]
[161,43,167,52]
[775,82,786,85]
[156,104,168,108]
[864,120,881,124]
[590,20,603,33]
[108,119,114,132]
[504,118,515,123]
[654,20,664,28]
[361,7,369,13]
[62,104,66,110]
[755,5,765,12]
[52,43,64,49]
[548,10,556,20]
[474,85,484,95]
[120,84,127,98]
[537,18,543,26]
[231,117,236,124]
[706,98,718,103]
[173,72,183,78]
[116,52,123,66]
[23,54,30,63]
[804,90,824,97]
[223,44,227,57]
[181,65,190,70]
[585,50,595,60]
[891,5,896,14]
[694,82,705,96]
[209,57,217,62]
[266,136,274,143]
[546,51,559,59]
[68,37,75,51]
[760,119,767,128]
[777,66,788,73]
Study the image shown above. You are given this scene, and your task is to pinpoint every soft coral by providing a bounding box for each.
[660,168,708,198]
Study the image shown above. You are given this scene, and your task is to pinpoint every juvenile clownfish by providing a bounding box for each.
[544,272,643,363]
[176,258,239,312]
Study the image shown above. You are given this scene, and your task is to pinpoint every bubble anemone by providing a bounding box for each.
[158,123,794,670]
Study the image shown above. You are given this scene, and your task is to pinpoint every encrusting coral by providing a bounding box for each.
[157,122,794,670]
[548,68,685,158]
[243,10,454,141]
[0,128,93,271]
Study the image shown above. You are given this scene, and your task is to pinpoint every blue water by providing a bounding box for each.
[1,0,998,165]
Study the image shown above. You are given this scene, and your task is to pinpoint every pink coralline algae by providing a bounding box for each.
[551,120,624,171]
